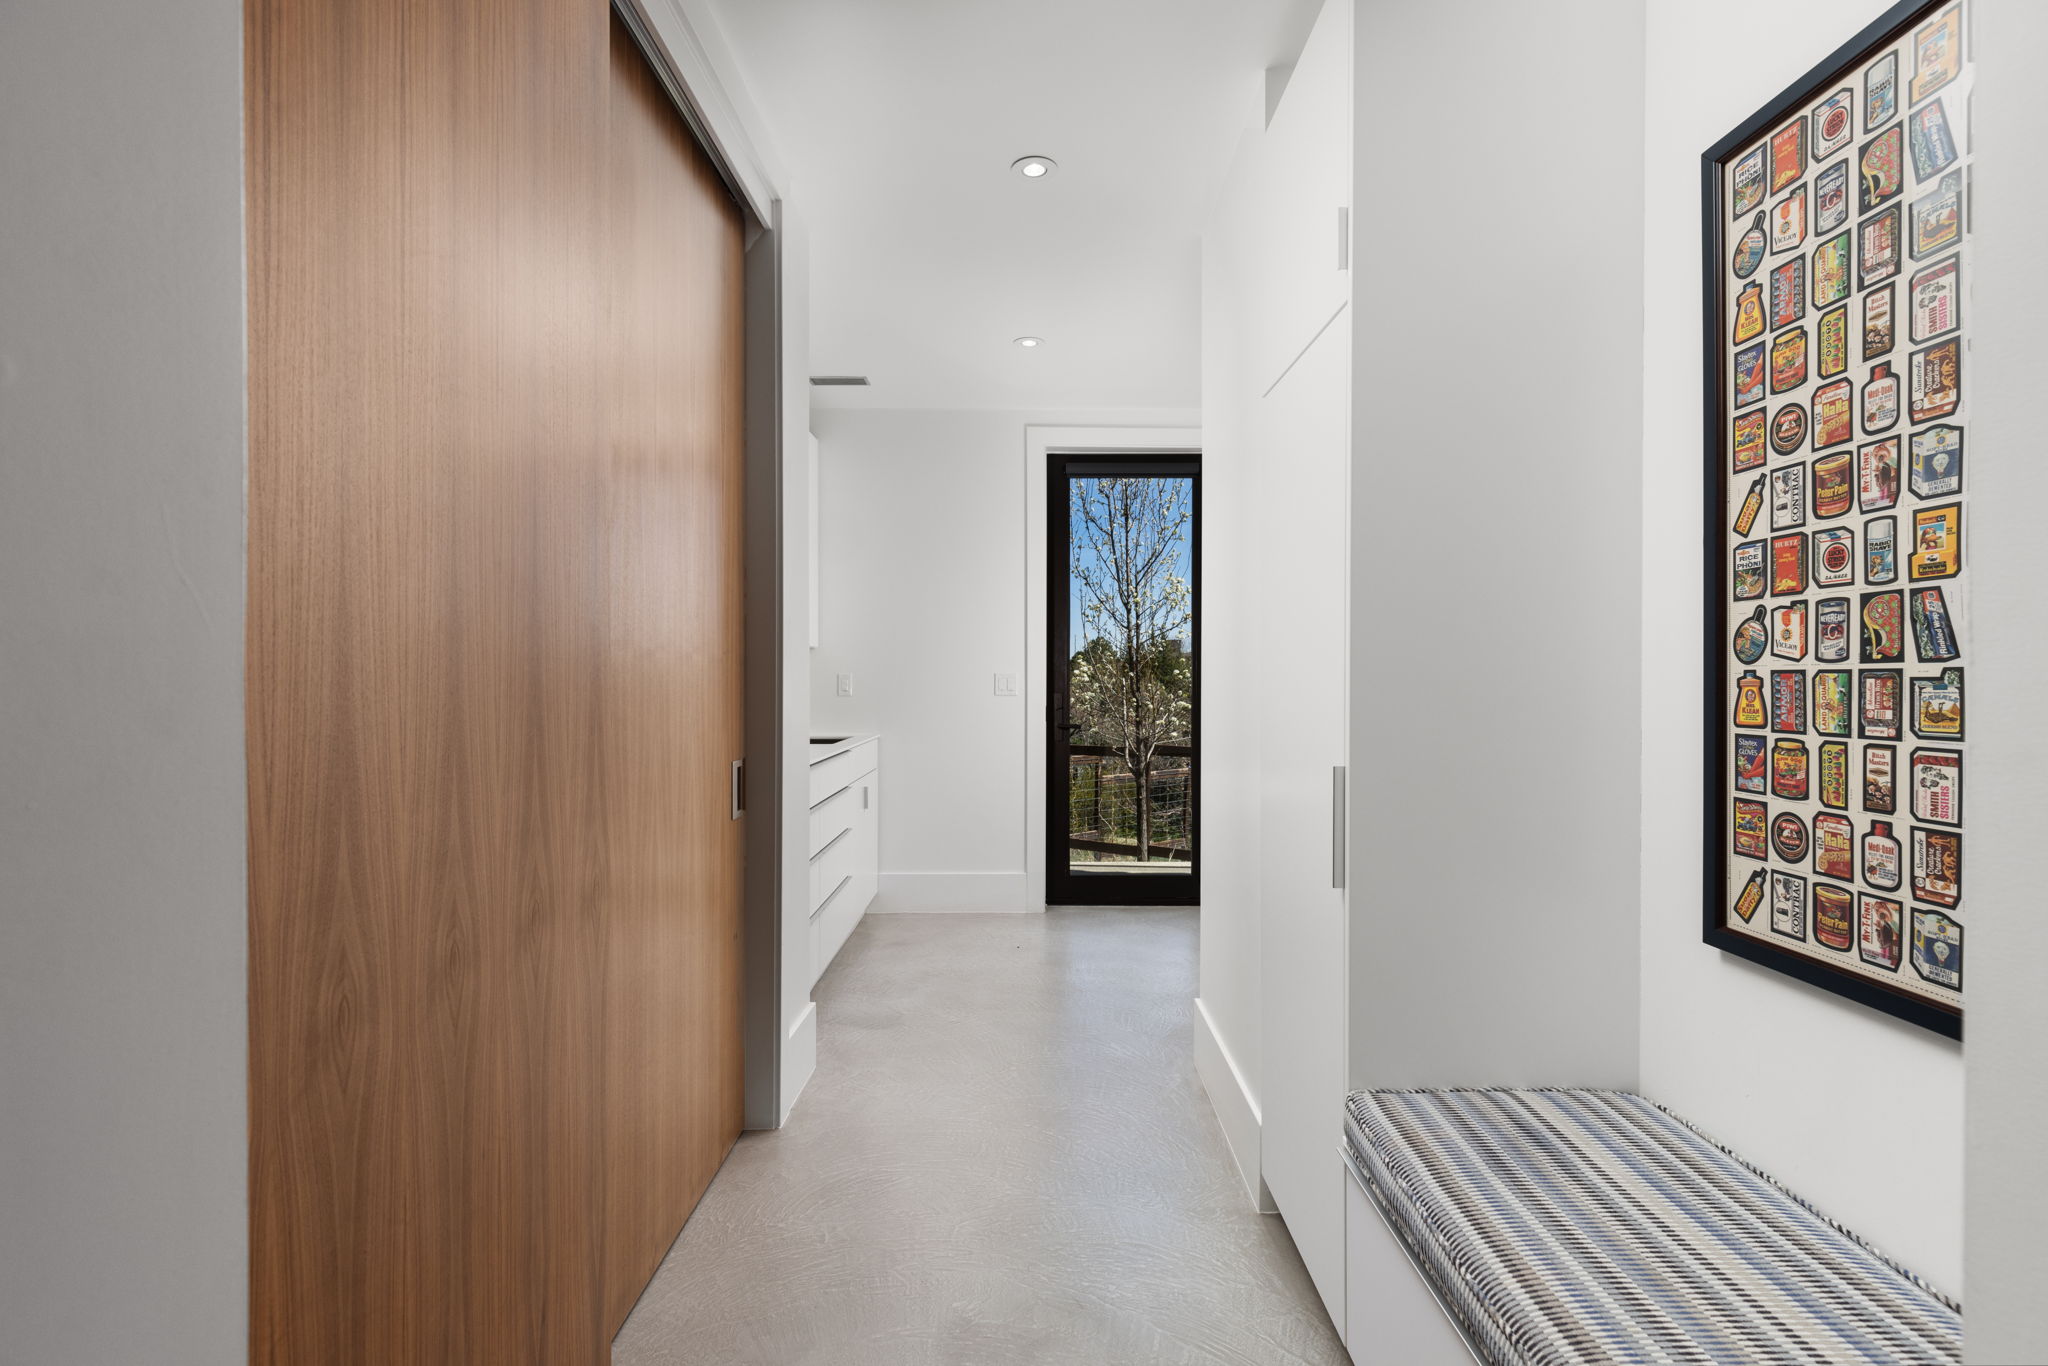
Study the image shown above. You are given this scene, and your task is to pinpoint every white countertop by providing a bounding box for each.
[807,732,879,764]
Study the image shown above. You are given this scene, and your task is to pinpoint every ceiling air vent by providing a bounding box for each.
[809,375,870,387]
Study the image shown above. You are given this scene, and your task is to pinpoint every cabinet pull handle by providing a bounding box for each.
[1331,765,1346,889]
[731,759,745,821]
[814,873,853,918]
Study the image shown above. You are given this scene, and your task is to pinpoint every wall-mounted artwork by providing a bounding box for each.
[1704,0,1967,1037]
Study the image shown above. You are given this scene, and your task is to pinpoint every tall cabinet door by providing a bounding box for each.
[1257,315,1352,1330]
[1250,0,1354,1332]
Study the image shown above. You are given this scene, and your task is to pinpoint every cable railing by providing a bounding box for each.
[1067,743,1193,865]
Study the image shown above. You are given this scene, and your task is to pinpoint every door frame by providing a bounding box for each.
[1024,426,1203,908]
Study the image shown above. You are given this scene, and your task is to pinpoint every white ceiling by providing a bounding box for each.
[705,0,1321,411]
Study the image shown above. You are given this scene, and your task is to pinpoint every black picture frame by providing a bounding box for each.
[1702,0,1962,1039]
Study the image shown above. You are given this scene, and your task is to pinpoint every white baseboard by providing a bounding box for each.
[872,871,1037,914]
[778,1000,816,1124]
[1194,996,1272,1211]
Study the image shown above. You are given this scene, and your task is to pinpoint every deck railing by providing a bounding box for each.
[1067,743,1193,864]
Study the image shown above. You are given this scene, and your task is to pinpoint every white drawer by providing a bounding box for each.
[808,739,878,807]
[809,822,859,916]
[808,782,859,859]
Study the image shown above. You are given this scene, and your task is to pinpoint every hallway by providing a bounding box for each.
[614,910,1346,1365]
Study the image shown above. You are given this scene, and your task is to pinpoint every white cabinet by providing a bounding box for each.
[807,736,878,983]
[1244,0,1353,393]
[1256,312,1351,1333]
[1206,0,1353,1335]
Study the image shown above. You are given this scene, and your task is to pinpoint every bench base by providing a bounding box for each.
[1343,1149,1483,1366]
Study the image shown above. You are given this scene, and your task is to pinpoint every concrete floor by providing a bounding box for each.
[613,908,1348,1365]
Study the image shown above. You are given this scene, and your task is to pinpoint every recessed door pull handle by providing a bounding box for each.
[1331,766,1346,890]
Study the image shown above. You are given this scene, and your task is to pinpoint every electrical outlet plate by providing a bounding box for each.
[836,673,854,697]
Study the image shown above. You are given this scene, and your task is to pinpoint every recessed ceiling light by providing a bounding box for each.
[1013,336,1043,348]
[1011,155,1056,179]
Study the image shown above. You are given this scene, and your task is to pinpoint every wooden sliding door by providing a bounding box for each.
[601,14,747,1336]
[246,0,745,1358]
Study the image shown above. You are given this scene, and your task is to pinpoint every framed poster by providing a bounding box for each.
[1703,0,1967,1038]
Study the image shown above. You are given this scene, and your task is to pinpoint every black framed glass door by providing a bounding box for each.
[1047,452,1200,906]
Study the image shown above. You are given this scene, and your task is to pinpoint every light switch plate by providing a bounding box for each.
[994,673,1018,697]
[836,673,855,697]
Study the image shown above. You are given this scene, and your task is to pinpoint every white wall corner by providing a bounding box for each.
[778,1000,817,1125]
[1194,996,1272,1212]
[872,871,1035,915]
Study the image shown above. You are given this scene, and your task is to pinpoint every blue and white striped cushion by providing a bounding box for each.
[1343,1089,1961,1366]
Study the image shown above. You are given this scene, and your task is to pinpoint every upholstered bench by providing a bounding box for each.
[1341,1089,1962,1366]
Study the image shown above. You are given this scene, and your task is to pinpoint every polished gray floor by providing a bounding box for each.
[614,909,1348,1365]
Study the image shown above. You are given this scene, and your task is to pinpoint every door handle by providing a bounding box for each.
[731,759,745,821]
[1331,766,1346,890]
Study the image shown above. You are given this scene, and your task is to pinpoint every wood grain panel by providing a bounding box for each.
[601,16,747,1335]
[246,1,744,1358]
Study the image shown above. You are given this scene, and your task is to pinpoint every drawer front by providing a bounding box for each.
[808,823,858,916]
[807,739,878,807]
[808,782,858,859]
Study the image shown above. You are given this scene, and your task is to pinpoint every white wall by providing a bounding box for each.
[1347,0,1644,1093]
[0,2,250,1362]
[1638,0,1965,1294]
[1196,130,1271,1199]
[775,205,819,1118]
[810,406,1196,914]
[1964,1,2048,1356]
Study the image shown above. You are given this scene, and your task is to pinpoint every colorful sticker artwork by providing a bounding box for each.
[1912,909,1962,987]
[1912,829,1961,908]
[1816,160,1851,234]
[1860,894,1903,969]
[1910,256,1960,343]
[1859,205,1902,289]
[1815,530,1856,589]
[1772,120,1808,193]
[1862,283,1895,361]
[1713,2,1968,1030]
[1910,667,1964,740]
[1865,743,1898,813]
[1862,364,1900,435]
[1735,342,1767,409]
[1812,231,1851,308]
[1911,6,1962,104]
[1817,305,1848,378]
[1911,172,1962,259]
[1734,147,1767,217]
[1909,100,1959,183]
[1734,213,1768,278]
[1910,424,1963,497]
[1772,328,1809,395]
[1772,871,1808,940]
[1814,89,1854,157]
[1773,186,1809,254]
[1866,51,1898,131]
[1859,125,1904,216]
[1734,869,1767,922]
[1734,411,1770,471]
[1909,502,1961,579]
